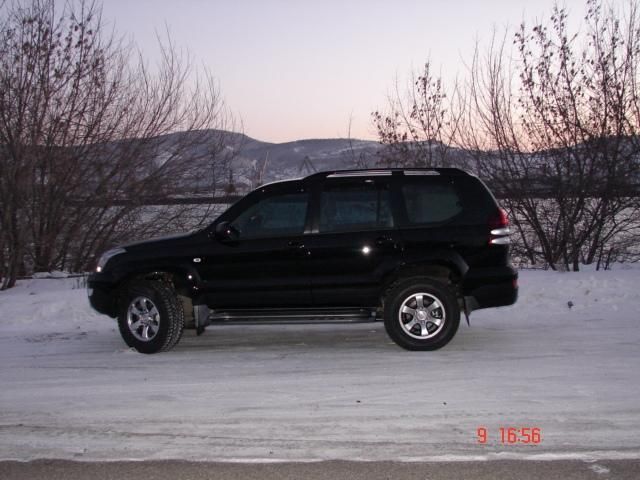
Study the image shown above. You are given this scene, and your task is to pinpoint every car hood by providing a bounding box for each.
[121,232,199,250]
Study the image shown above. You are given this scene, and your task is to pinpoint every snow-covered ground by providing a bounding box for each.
[0,267,639,462]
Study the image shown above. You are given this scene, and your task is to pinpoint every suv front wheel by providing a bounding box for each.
[117,279,185,354]
[384,278,460,351]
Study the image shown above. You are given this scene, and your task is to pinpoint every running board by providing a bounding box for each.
[208,308,378,325]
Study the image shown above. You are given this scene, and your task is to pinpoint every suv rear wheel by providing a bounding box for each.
[384,278,460,350]
[117,279,184,354]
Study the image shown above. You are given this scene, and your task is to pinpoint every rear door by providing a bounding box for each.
[305,174,402,307]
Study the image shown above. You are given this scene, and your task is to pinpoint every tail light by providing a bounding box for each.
[489,208,511,245]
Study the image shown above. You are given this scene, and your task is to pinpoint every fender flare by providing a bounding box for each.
[111,263,203,298]
[383,248,469,288]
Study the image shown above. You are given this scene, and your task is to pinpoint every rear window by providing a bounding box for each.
[401,181,463,224]
[400,175,499,225]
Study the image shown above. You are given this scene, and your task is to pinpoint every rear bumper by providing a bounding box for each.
[462,266,518,312]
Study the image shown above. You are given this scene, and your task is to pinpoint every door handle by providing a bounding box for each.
[287,241,305,249]
[375,236,395,246]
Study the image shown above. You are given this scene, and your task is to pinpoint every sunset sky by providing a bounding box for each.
[101,0,591,143]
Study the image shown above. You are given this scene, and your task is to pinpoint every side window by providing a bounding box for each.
[319,180,394,233]
[401,181,462,224]
[231,192,308,239]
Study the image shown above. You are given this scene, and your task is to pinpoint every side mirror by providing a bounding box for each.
[214,221,240,244]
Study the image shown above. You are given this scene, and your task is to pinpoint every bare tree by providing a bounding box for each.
[465,0,640,270]
[374,1,640,271]
[0,0,234,288]
[372,63,466,167]
[346,114,373,168]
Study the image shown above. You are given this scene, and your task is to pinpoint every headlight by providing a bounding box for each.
[96,247,126,272]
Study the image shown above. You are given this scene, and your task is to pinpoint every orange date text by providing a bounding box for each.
[476,426,542,445]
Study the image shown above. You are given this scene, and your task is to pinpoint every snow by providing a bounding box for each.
[31,271,70,279]
[0,267,639,462]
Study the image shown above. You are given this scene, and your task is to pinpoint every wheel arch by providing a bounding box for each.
[381,250,469,300]
[114,265,201,298]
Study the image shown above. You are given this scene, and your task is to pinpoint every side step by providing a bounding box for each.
[207,308,378,325]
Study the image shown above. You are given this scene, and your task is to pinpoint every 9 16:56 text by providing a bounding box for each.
[476,426,542,445]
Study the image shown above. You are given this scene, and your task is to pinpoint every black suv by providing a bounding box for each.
[88,168,517,353]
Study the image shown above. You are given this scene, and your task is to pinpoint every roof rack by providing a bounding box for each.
[308,167,470,179]
[327,170,392,178]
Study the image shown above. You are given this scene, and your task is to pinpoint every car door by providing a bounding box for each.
[197,182,313,308]
[305,174,402,307]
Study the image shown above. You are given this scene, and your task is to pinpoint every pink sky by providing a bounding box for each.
[101,0,592,143]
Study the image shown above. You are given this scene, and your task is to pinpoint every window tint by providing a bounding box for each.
[232,192,308,239]
[402,181,462,224]
[319,181,393,233]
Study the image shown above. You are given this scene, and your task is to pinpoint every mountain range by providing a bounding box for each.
[147,129,387,194]
[154,129,479,194]
[212,131,384,187]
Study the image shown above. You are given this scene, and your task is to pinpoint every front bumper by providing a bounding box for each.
[462,266,518,313]
[87,272,118,317]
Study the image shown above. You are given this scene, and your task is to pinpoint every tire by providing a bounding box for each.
[117,279,184,354]
[383,278,460,351]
